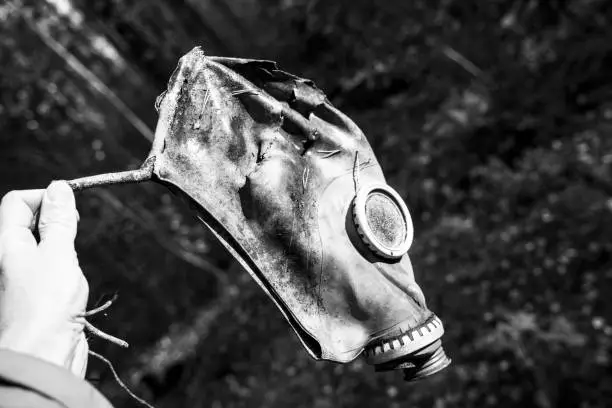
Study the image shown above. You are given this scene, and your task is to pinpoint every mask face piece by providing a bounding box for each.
[150,47,450,379]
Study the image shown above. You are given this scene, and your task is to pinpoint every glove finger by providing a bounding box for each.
[0,189,44,248]
[38,181,78,248]
[70,333,89,378]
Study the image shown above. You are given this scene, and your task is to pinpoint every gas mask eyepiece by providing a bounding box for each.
[352,184,414,260]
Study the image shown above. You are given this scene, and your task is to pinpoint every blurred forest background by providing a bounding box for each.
[1,0,611,407]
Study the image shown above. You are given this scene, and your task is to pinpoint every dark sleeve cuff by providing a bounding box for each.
[0,349,113,408]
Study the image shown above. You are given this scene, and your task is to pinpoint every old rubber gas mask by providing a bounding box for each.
[70,47,451,380]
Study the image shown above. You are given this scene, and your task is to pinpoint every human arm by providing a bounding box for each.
[0,181,112,408]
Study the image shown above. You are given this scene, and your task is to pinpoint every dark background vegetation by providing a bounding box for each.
[1,0,611,407]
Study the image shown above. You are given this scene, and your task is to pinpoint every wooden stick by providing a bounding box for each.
[67,156,155,191]
[78,294,119,317]
[84,320,129,348]
[88,350,156,408]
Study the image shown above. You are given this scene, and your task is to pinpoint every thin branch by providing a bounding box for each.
[68,156,155,191]
[78,294,118,317]
[441,45,484,78]
[318,149,341,159]
[352,151,360,193]
[88,350,156,408]
[74,295,129,348]
[84,320,129,348]
[16,149,226,282]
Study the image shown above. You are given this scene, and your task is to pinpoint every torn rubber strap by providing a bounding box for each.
[66,47,450,381]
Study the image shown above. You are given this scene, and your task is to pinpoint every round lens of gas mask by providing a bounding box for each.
[352,184,413,260]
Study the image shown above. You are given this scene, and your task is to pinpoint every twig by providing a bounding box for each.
[68,156,155,191]
[441,45,484,78]
[317,149,341,159]
[88,350,156,408]
[78,294,119,317]
[231,89,258,96]
[302,166,310,191]
[40,151,225,280]
[353,151,360,193]
[83,321,129,349]
[75,295,129,348]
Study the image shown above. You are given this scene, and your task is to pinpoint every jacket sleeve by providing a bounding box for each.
[0,349,113,408]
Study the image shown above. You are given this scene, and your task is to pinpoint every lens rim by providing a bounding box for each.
[352,183,414,260]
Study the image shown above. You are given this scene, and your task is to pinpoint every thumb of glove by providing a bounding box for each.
[38,181,78,247]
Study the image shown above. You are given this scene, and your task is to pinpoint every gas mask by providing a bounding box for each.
[70,47,450,381]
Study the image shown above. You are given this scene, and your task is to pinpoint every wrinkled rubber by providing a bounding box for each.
[149,47,446,364]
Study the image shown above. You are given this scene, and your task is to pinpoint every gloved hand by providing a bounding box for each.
[0,181,89,377]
